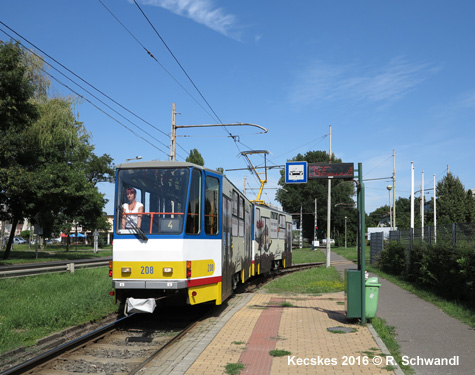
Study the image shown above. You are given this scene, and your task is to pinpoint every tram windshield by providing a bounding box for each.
[116,167,190,235]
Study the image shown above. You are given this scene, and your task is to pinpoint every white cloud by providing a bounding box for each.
[453,90,475,109]
[139,0,239,38]
[289,57,440,106]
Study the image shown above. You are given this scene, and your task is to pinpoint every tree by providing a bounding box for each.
[276,150,356,244]
[0,41,114,259]
[368,172,475,230]
[186,148,205,166]
[0,41,40,256]
[436,173,471,225]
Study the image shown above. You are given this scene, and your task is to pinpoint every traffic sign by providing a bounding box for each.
[285,161,308,184]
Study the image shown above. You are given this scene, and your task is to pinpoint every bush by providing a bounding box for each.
[376,240,475,304]
[376,241,406,276]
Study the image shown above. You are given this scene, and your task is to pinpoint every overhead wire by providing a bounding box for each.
[97,0,220,128]
[0,21,168,138]
[0,35,169,156]
[0,21,185,159]
[130,0,246,149]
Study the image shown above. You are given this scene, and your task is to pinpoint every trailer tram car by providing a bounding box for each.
[110,161,292,309]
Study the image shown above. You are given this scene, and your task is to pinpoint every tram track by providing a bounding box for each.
[0,262,324,375]
[1,304,215,375]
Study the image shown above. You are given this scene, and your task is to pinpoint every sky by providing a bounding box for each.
[1,0,475,216]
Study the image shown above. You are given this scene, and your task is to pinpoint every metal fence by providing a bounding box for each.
[370,222,475,264]
[388,222,475,248]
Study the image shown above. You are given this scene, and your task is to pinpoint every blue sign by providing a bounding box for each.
[285,161,307,184]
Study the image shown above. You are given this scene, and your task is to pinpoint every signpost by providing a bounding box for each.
[284,161,366,323]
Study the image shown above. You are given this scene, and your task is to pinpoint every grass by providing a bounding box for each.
[224,363,245,375]
[269,349,291,357]
[263,265,344,294]
[291,247,327,264]
[371,317,414,374]
[0,244,112,265]
[0,267,116,354]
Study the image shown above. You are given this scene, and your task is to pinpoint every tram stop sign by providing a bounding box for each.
[285,161,307,184]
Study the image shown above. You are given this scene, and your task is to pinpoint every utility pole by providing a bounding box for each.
[313,198,317,250]
[421,171,424,239]
[410,162,414,229]
[434,174,437,244]
[326,125,332,268]
[392,149,396,228]
[300,206,303,249]
[170,103,177,161]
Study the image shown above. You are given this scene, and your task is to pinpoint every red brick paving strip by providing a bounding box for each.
[239,298,283,374]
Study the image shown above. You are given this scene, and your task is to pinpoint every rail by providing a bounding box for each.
[0,257,111,278]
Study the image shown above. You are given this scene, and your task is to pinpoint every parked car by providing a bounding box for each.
[13,237,27,244]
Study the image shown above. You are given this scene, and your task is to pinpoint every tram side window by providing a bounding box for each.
[279,214,286,239]
[186,169,201,235]
[239,196,244,237]
[232,190,239,237]
[205,176,220,235]
[269,211,278,239]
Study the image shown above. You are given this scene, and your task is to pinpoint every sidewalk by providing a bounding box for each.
[143,257,398,375]
[330,250,475,375]
[184,293,393,375]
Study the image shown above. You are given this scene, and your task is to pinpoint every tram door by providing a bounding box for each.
[222,196,233,299]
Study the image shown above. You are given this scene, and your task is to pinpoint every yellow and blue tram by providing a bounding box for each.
[110,161,292,308]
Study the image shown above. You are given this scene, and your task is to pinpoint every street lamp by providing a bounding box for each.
[126,156,142,163]
[387,185,393,229]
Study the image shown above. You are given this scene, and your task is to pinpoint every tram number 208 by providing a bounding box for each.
[141,266,154,275]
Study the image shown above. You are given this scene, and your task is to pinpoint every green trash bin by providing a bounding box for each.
[365,277,381,318]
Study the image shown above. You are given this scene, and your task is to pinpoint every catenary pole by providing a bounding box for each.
[169,103,267,161]
[410,162,414,229]
[434,174,437,244]
[326,125,332,268]
[393,149,396,228]
[421,171,424,239]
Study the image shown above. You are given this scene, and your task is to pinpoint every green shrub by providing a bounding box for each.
[376,241,406,276]
[376,240,475,304]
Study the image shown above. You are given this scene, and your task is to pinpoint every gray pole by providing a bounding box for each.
[299,206,303,249]
[344,216,347,248]
[434,174,437,244]
[393,149,396,228]
[421,171,424,239]
[313,198,317,250]
[170,103,177,161]
[326,125,332,268]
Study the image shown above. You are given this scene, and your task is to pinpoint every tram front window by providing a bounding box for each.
[117,168,190,235]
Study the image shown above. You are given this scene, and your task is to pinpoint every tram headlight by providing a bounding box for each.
[121,267,131,273]
[163,267,173,273]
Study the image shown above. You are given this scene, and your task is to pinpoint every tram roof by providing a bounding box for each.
[116,160,220,174]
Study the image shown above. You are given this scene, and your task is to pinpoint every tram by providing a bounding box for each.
[109,161,292,310]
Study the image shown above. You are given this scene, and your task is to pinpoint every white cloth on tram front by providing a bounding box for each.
[126,297,156,314]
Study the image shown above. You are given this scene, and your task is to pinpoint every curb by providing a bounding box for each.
[368,323,404,375]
